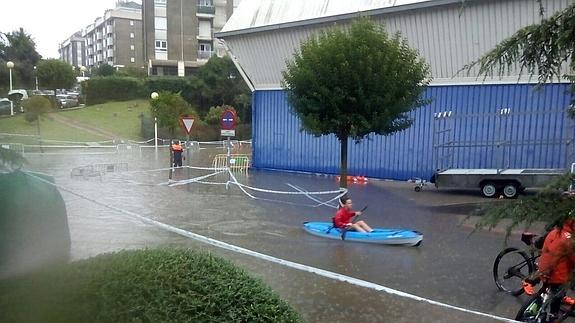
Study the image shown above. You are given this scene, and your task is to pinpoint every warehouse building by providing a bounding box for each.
[217,0,574,180]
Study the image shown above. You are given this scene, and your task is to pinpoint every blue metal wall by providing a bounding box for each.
[252,84,574,180]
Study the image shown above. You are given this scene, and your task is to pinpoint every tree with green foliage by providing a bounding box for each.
[149,91,197,138]
[463,2,574,85]
[150,92,197,175]
[92,64,116,77]
[188,56,251,118]
[23,96,52,152]
[37,59,75,96]
[0,28,42,90]
[462,3,575,233]
[282,19,431,188]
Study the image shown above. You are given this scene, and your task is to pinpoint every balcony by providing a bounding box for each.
[197,50,214,60]
[197,5,215,15]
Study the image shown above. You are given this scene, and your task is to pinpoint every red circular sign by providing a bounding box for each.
[220,109,237,130]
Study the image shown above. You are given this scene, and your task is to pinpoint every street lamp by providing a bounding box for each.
[34,66,39,91]
[6,61,14,116]
[150,92,159,149]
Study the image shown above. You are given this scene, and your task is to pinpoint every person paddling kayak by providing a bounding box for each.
[334,196,373,233]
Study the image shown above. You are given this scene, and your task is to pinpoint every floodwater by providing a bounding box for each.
[21,143,534,322]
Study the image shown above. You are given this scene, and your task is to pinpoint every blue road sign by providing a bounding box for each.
[220,109,237,130]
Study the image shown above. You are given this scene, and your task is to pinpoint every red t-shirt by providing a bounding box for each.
[539,224,575,284]
[334,208,355,228]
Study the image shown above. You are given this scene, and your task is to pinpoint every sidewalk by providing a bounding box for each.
[370,179,547,235]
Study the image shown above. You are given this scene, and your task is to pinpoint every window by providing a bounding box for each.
[130,32,135,39]
[130,45,135,51]
[130,20,134,26]
[131,57,135,63]
[154,0,166,5]
[198,0,213,6]
[199,43,212,52]
[154,17,167,30]
[155,40,167,51]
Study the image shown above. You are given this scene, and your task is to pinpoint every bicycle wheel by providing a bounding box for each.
[515,288,550,322]
[493,247,535,295]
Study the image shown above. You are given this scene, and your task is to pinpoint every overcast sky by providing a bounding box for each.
[0,0,141,59]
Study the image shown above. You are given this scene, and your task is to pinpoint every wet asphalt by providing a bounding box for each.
[20,144,541,322]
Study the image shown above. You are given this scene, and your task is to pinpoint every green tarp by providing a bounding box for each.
[0,171,70,279]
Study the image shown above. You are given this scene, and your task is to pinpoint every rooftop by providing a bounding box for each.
[220,0,439,35]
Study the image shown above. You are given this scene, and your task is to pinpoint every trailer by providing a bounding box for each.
[432,168,566,198]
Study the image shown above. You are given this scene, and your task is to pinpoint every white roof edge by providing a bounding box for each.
[251,78,571,91]
[217,0,466,38]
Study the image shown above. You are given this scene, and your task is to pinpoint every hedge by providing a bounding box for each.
[0,249,303,323]
[83,76,146,105]
[146,77,190,94]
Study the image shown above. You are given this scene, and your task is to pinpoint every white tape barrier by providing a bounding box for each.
[287,183,341,209]
[24,172,517,323]
[168,170,227,187]
[230,180,345,195]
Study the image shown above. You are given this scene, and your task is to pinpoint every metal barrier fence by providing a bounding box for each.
[212,154,250,172]
[70,162,129,180]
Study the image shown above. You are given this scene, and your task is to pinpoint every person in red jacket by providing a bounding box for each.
[333,196,373,233]
[523,193,575,317]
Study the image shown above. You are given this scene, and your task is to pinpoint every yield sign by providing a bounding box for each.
[180,116,195,135]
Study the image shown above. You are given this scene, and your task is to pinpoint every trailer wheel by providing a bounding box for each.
[503,183,518,199]
[481,182,497,198]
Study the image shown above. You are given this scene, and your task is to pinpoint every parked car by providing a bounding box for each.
[56,94,79,108]
[8,89,29,101]
[0,98,11,115]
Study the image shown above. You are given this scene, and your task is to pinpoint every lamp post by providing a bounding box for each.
[6,61,14,116]
[151,92,159,150]
[34,65,39,91]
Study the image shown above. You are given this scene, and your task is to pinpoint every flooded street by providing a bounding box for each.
[23,144,529,322]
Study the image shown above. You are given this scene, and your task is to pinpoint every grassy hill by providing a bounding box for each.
[0,100,150,145]
[60,100,151,141]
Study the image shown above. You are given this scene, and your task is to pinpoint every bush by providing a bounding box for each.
[0,249,303,323]
[83,76,146,105]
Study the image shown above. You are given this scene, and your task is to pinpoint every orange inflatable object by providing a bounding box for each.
[336,175,368,183]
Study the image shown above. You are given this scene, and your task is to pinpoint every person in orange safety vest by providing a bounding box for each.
[171,140,184,167]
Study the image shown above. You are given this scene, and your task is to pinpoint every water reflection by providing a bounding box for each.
[20,144,524,321]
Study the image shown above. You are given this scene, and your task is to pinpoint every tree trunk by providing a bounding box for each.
[36,118,43,153]
[339,136,348,188]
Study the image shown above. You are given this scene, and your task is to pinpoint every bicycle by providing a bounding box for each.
[493,232,543,295]
[515,283,575,322]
